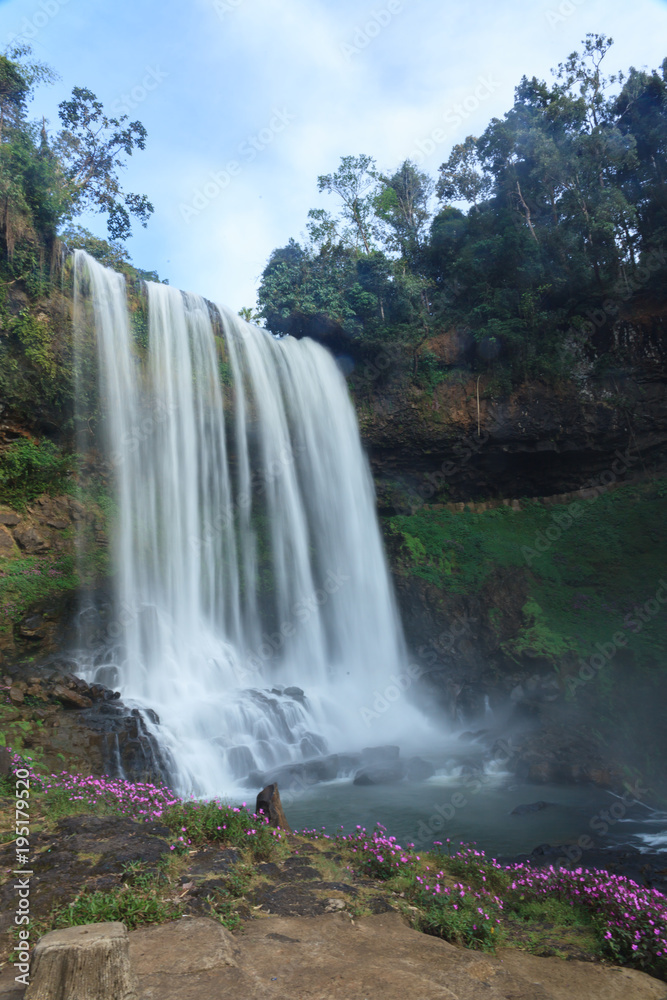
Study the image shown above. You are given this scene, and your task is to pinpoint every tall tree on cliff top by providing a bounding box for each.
[56,87,153,241]
[316,154,379,253]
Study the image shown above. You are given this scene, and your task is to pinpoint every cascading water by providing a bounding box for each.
[72,250,425,797]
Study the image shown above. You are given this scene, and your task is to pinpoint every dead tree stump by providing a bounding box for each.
[25,922,137,1000]
[256,782,292,833]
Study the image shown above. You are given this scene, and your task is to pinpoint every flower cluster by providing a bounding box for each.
[504,862,667,972]
[3,752,665,975]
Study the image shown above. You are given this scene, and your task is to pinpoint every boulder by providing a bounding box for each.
[0,524,16,555]
[510,800,552,816]
[361,745,400,765]
[25,921,137,1000]
[53,682,93,709]
[405,756,436,781]
[256,782,292,832]
[353,761,406,785]
[13,525,50,554]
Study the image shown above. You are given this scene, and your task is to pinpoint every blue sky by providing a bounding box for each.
[1,0,666,310]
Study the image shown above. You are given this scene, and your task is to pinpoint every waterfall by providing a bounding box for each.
[73,250,416,796]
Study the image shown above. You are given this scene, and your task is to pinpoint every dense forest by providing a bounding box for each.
[257,35,667,392]
[1,34,666,406]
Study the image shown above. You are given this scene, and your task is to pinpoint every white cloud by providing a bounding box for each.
[1,0,666,307]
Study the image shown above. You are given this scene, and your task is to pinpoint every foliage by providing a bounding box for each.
[58,225,130,270]
[51,880,179,931]
[0,44,153,295]
[0,438,72,507]
[4,762,666,979]
[0,554,78,631]
[55,87,153,240]
[389,479,666,662]
[257,37,667,389]
[164,799,278,861]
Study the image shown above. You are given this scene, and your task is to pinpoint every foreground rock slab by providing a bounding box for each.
[24,922,136,1000]
[130,918,236,975]
[2,912,665,1000]
[130,911,666,1000]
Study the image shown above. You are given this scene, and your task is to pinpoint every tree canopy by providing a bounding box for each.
[257,36,667,389]
[0,45,153,291]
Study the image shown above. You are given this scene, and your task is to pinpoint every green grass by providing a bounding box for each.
[51,871,181,931]
[388,478,667,667]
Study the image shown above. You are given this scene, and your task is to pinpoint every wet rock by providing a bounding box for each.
[224,744,256,776]
[510,723,624,790]
[13,524,50,553]
[76,701,173,784]
[458,729,488,742]
[299,730,327,756]
[250,752,348,790]
[284,685,305,701]
[0,524,16,555]
[53,682,93,709]
[361,745,400,765]
[405,756,436,781]
[353,761,406,785]
[18,612,51,641]
[510,800,552,816]
[45,517,69,530]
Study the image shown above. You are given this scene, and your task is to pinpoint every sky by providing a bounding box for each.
[1,0,666,310]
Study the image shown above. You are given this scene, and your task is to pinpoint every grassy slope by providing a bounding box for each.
[387,478,667,780]
[388,477,667,667]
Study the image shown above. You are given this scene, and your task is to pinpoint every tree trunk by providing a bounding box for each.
[25,923,137,1000]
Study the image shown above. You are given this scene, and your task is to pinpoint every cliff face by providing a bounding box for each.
[357,311,667,509]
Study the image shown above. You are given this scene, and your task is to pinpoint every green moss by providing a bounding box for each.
[502,598,578,662]
[0,554,78,630]
[388,478,667,667]
[0,439,74,509]
[12,311,57,379]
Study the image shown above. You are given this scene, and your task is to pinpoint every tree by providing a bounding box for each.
[436,136,492,210]
[317,154,378,252]
[56,87,153,240]
[553,33,619,129]
[375,159,433,259]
